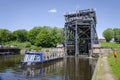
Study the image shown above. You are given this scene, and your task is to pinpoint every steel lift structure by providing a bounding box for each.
[64,9,99,56]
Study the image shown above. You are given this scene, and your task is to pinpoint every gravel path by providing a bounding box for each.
[92,49,116,80]
[102,56,116,80]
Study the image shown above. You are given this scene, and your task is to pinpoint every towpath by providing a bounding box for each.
[96,52,116,80]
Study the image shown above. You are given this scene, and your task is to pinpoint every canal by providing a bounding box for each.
[0,55,97,80]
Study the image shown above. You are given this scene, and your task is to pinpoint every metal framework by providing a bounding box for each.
[64,9,99,56]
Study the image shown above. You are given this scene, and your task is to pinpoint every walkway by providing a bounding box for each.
[102,56,116,80]
[95,54,116,80]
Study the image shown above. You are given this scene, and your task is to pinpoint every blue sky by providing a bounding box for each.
[0,0,120,38]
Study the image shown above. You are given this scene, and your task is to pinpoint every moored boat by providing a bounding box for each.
[21,51,64,66]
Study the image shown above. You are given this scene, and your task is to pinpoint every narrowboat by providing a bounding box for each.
[21,51,64,66]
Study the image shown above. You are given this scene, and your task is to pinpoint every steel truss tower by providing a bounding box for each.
[64,9,99,56]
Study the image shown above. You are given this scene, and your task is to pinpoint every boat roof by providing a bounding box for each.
[25,52,43,55]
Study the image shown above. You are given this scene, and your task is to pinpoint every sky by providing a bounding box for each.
[0,0,120,38]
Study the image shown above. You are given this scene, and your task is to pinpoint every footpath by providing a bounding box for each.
[92,51,116,80]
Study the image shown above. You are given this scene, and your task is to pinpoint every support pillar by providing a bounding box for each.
[65,25,67,56]
[75,20,78,56]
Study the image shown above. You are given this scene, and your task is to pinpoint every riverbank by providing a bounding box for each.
[108,51,120,80]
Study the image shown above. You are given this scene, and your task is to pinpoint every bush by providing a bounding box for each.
[24,42,31,48]
[30,45,42,51]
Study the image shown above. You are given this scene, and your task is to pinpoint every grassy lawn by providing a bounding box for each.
[101,42,120,50]
[108,51,120,80]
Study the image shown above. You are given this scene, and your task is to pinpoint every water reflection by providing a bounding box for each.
[22,59,64,79]
[63,57,93,80]
[0,55,22,72]
[0,56,97,80]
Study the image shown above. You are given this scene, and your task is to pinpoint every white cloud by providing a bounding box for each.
[48,9,57,13]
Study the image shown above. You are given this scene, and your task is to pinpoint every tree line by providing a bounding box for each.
[1,26,119,49]
[0,26,64,48]
[103,28,120,43]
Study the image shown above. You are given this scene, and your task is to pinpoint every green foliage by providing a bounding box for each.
[5,41,43,52]
[101,42,120,79]
[116,35,120,43]
[0,26,64,50]
[35,28,51,47]
[103,28,114,42]
[27,27,42,44]
[113,28,120,43]
[5,41,31,49]
[101,42,120,50]
[103,28,120,43]
[108,52,120,80]
[13,29,28,42]
[113,28,120,42]
[30,45,42,51]
[23,42,31,48]
[50,27,64,47]
[35,26,63,47]
[0,29,13,44]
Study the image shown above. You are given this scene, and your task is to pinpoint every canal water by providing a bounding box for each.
[0,55,97,80]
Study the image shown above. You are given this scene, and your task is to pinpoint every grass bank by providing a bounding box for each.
[101,42,120,80]
[101,42,120,50]
[108,52,120,80]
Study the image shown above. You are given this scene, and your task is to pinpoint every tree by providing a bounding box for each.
[50,27,64,47]
[116,35,120,43]
[57,28,64,44]
[13,29,28,42]
[113,28,120,43]
[27,27,42,44]
[0,26,64,48]
[113,28,119,42]
[0,29,13,44]
[35,26,64,47]
[50,27,59,47]
[35,29,51,47]
[103,28,114,42]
